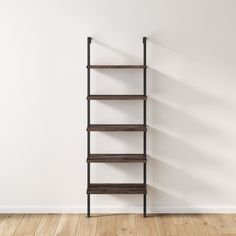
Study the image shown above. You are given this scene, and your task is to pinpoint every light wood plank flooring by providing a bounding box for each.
[0,214,235,235]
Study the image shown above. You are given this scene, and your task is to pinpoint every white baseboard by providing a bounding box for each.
[1,205,236,214]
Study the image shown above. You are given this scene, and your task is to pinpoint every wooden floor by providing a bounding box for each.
[0,214,236,236]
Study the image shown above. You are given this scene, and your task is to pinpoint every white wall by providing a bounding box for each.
[1,0,236,213]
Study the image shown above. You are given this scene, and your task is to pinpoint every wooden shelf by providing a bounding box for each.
[87,95,147,100]
[87,154,146,163]
[87,183,147,194]
[87,124,147,132]
[87,65,147,69]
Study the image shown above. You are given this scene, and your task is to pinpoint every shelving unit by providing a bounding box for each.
[86,37,147,217]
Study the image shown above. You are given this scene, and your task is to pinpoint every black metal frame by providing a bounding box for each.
[86,37,147,217]
[87,37,91,217]
[143,37,147,217]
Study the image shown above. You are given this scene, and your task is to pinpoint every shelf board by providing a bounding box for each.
[87,95,147,100]
[87,65,147,69]
[87,154,146,163]
[87,183,147,194]
[87,124,147,132]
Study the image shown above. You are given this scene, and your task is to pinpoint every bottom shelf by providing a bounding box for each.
[87,183,146,194]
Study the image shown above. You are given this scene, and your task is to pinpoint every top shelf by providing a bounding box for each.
[87,65,147,69]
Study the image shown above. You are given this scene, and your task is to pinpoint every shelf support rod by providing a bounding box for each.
[87,37,92,217]
[143,36,147,217]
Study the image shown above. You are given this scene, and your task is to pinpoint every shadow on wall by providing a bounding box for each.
[91,38,234,208]
[91,69,143,95]
[92,38,140,63]
[147,39,234,207]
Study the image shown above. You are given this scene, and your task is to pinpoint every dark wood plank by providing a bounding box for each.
[87,183,146,194]
[87,95,147,100]
[87,65,147,69]
[87,154,146,163]
[87,124,147,132]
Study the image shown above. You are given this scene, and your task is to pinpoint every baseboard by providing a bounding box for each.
[1,205,236,214]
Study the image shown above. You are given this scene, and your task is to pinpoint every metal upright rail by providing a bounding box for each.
[143,37,147,217]
[87,37,91,217]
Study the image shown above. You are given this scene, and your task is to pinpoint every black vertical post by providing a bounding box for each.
[143,37,147,217]
[87,37,91,217]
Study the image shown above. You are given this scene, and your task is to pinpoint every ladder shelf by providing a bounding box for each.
[86,37,147,217]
